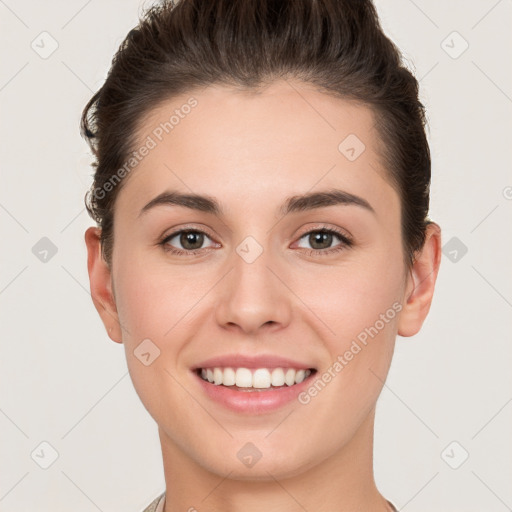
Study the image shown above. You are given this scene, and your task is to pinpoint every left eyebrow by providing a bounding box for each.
[280,189,375,216]
[138,188,375,218]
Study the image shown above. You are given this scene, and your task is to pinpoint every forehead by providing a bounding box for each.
[118,80,397,217]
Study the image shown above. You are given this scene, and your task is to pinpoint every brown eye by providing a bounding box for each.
[308,231,335,250]
[160,229,217,255]
[179,231,205,250]
[296,229,351,251]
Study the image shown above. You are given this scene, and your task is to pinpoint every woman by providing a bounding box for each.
[81,0,442,510]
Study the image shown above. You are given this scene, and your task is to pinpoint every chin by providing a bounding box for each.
[195,443,319,482]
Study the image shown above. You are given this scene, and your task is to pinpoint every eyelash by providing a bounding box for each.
[158,225,353,257]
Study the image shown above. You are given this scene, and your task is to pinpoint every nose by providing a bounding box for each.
[215,242,292,335]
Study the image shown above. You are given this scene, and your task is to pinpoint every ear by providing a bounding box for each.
[84,226,123,343]
[397,222,442,337]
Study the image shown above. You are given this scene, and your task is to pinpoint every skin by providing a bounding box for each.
[85,79,441,511]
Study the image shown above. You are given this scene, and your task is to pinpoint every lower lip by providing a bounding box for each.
[193,370,315,414]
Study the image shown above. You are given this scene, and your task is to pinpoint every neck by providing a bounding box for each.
[158,406,390,512]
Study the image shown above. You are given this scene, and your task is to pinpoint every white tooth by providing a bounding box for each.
[271,368,285,386]
[213,367,223,385]
[295,369,306,384]
[253,368,271,388]
[201,366,310,387]
[284,368,296,386]
[235,367,253,387]
[223,367,236,386]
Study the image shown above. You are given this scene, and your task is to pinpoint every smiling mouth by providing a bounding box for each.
[195,366,317,391]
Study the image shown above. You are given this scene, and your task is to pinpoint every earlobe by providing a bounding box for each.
[397,222,442,338]
[84,227,123,343]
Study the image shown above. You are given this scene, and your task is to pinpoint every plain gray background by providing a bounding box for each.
[1,1,511,510]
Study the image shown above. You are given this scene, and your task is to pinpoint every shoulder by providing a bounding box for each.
[141,492,165,512]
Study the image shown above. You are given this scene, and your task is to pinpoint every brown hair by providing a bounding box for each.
[81,0,432,268]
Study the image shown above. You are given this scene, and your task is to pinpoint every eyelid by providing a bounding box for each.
[160,223,217,241]
[294,223,353,243]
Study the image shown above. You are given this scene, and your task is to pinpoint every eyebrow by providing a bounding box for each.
[138,188,375,218]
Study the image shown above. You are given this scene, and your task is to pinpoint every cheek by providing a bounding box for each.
[112,257,198,420]
[302,251,404,347]
[293,246,404,413]
[292,262,402,437]
[112,250,198,342]
[114,276,168,342]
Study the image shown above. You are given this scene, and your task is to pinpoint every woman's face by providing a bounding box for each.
[89,80,423,479]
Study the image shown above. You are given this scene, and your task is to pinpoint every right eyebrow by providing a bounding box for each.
[138,191,222,218]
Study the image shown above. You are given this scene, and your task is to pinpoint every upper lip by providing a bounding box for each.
[192,354,316,371]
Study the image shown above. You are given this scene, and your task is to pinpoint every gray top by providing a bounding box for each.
[141,492,165,512]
